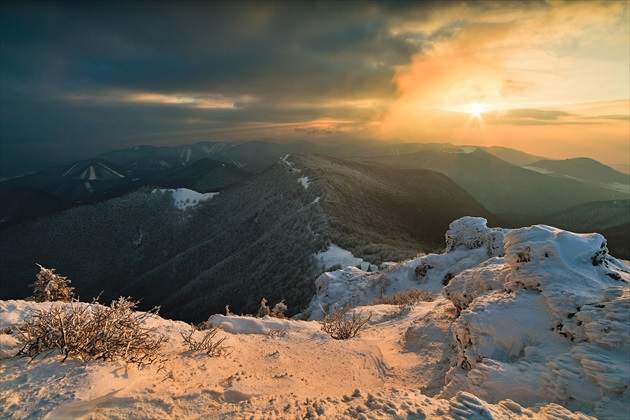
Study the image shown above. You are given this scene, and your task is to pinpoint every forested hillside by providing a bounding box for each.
[0,155,499,322]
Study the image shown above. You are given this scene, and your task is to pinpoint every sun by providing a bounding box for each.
[469,102,485,117]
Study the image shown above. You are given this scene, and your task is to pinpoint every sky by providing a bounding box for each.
[1,0,628,177]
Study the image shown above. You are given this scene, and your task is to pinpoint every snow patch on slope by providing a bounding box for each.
[315,243,372,272]
[523,165,553,174]
[297,176,310,189]
[154,188,218,209]
[602,181,630,193]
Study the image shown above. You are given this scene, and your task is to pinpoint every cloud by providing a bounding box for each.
[0,1,628,176]
[380,0,628,140]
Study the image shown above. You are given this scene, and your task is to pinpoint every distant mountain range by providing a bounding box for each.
[361,146,627,216]
[3,140,627,228]
[1,140,628,319]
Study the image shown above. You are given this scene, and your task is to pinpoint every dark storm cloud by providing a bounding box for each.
[1,0,436,175]
[2,1,417,97]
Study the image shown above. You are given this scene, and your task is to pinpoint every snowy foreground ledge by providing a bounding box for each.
[1,217,628,419]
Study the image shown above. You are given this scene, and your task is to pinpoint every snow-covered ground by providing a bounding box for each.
[315,243,376,272]
[1,217,628,419]
[155,188,219,209]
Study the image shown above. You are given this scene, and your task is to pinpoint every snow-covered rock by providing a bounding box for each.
[304,217,507,319]
[440,223,629,417]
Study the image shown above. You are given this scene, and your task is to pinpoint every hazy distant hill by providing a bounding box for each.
[543,199,630,232]
[503,199,630,260]
[0,154,498,322]
[350,143,544,167]
[481,145,544,166]
[524,157,629,192]
[98,142,235,173]
[363,148,628,216]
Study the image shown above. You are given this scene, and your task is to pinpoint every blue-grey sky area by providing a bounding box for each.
[1,1,628,177]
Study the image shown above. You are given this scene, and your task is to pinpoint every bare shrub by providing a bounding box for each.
[320,306,372,340]
[30,264,74,302]
[15,297,166,365]
[181,325,231,357]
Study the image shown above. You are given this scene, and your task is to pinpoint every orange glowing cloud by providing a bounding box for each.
[379,1,629,166]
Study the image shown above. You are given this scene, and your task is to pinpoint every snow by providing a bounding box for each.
[83,181,94,193]
[154,188,218,209]
[458,146,477,153]
[306,218,507,318]
[279,154,301,173]
[297,175,310,189]
[315,243,374,272]
[313,196,321,204]
[207,314,320,335]
[602,181,630,193]
[97,162,125,178]
[79,165,97,180]
[62,163,78,177]
[523,165,554,174]
[1,216,628,419]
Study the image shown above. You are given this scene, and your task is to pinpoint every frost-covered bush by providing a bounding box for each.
[256,298,287,318]
[320,306,372,340]
[373,289,435,316]
[15,297,166,365]
[29,264,74,302]
[181,325,230,357]
[371,288,435,306]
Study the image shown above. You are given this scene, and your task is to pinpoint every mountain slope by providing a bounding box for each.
[153,158,250,191]
[288,154,502,261]
[363,148,628,215]
[0,184,73,227]
[543,199,630,232]
[0,154,500,322]
[1,158,135,203]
